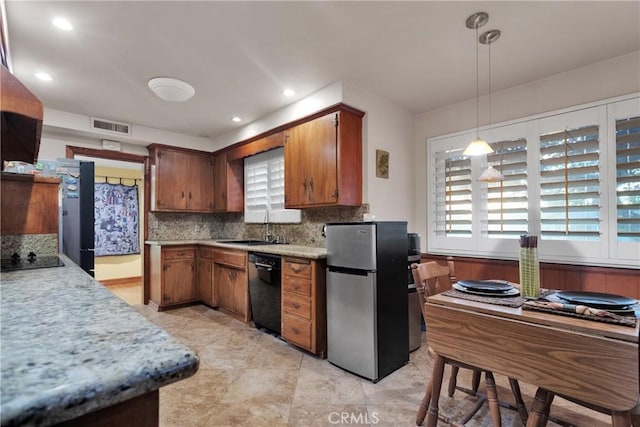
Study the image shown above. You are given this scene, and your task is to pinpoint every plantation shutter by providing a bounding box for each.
[244,147,288,217]
[615,115,640,242]
[269,154,286,210]
[539,125,600,240]
[485,138,528,237]
[245,159,269,211]
[434,149,472,237]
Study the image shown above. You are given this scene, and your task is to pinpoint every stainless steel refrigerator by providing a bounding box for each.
[325,221,408,382]
[39,158,95,276]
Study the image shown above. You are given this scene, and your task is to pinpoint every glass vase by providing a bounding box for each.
[519,247,540,299]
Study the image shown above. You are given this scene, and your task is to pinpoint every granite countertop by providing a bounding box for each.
[0,255,199,427]
[146,240,327,259]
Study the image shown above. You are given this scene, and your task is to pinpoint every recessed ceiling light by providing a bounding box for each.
[147,77,195,102]
[52,17,73,31]
[36,72,53,81]
[231,116,242,123]
[283,89,295,97]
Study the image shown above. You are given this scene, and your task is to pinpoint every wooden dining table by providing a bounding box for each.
[424,292,639,427]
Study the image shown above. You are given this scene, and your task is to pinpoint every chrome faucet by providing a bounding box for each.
[264,210,271,242]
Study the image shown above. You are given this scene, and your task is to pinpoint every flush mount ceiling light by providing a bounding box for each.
[52,17,73,31]
[283,88,295,97]
[231,116,242,122]
[36,72,52,81]
[463,12,494,156]
[147,77,195,102]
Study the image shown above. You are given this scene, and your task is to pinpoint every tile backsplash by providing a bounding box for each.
[148,204,369,247]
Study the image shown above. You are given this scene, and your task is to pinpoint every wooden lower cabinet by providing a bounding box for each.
[213,248,249,321]
[149,245,197,310]
[197,247,217,307]
[281,257,326,358]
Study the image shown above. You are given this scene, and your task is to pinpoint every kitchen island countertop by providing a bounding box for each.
[146,240,327,259]
[0,254,199,426]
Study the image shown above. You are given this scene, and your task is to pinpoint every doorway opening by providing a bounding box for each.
[66,146,149,305]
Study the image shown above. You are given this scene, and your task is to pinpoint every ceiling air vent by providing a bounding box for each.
[90,117,131,135]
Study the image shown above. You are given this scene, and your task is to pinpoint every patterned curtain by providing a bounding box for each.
[94,183,140,256]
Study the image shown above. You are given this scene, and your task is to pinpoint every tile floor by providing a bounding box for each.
[129,302,610,427]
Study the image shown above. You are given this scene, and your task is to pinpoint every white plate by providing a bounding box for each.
[453,283,520,297]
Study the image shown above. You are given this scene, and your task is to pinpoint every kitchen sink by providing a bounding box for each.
[221,239,287,246]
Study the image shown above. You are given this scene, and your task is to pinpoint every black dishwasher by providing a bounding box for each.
[248,252,282,335]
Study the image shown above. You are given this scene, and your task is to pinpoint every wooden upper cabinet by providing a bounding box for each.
[212,152,243,213]
[284,107,363,208]
[187,153,214,212]
[1,174,60,236]
[148,144,213,213]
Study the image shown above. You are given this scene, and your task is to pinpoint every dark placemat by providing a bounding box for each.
[522,302,637,327]
[441,288,553,307]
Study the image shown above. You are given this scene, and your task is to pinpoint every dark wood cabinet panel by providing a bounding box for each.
[212,248,249,321]
[187,154,213,212]
[281,257,326,358]
[212,153,243,213]
[1,65,43,166]
[197,247,216,307]
[149,245,197,310]
[1,174,59,236]
[149,145,213,213]
[284,108,363,208]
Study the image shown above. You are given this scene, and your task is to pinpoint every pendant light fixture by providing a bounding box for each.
[463,12,494,156]
[477,28,505,182]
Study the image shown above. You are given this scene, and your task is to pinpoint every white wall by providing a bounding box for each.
[342,82,415,228]
[40,108,215,159]
[413,51,640,251]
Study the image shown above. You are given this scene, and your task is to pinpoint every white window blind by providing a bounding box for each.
[615,115,640,242]
[433,148,472,237]
[244,147,301,223]
[539,125,600,241]
[485,138,528,238]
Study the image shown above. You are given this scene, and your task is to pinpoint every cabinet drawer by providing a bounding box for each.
[213,249,246,268]
[198,247,214,260]
[283,277,311,297]
[282,292,311,320]
[283,260,311,279]
[163,247,196,260]
[282,313,311,349]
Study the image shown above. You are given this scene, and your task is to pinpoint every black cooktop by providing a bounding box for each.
[1,254,65,272]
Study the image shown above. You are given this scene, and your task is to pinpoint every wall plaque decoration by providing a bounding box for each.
[376,149,389,179]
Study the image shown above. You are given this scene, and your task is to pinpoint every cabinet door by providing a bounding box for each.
[307,113,338,204]
[212,153,227,212]
[284,128,309,207]
[285,113,338,207]
[215,265,236,312]
[197,258,213,306]
[155,149,187,210]
[231,268,248,316]
[163,258,197,304]
[185,154,213,212]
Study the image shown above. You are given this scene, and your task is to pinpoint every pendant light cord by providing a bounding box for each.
[476,26,480,139]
